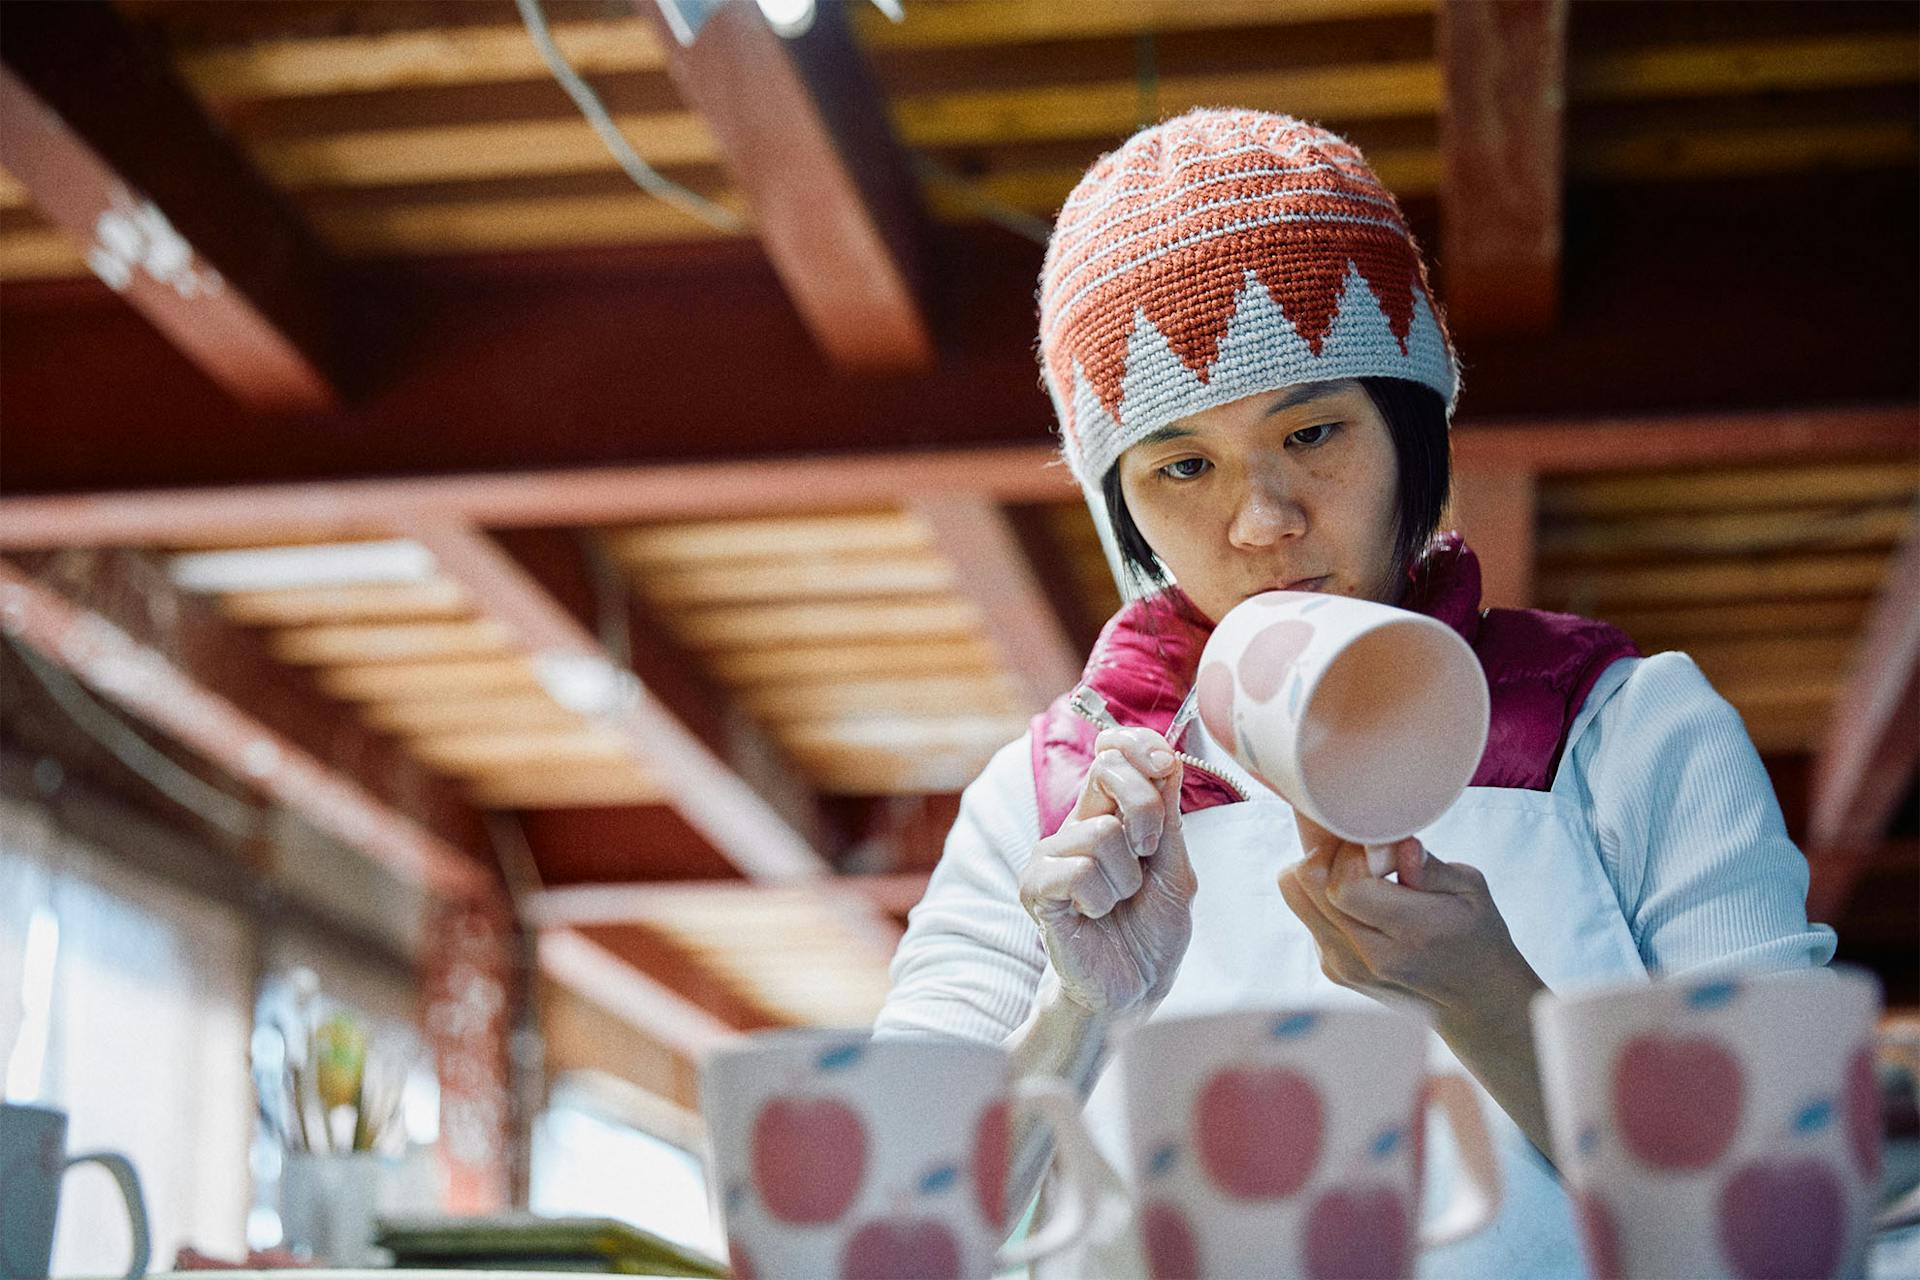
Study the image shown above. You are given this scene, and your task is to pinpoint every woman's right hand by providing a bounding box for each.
[1018,727,1197,1017]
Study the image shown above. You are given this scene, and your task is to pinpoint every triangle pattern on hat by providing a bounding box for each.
[1256,246,1355,357]
[1118,305,1212,434]
[1404,286,1458,407]
[1068,357,1126,482]
[1319,261,1417,371]
[1208,268,1322,401]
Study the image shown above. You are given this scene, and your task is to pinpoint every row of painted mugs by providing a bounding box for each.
[703,967,1897,1280]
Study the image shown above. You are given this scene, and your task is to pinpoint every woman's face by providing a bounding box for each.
[1116,379,1403,623]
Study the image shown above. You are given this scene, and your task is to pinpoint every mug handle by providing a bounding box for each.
[64,1152,150,1279]
[992,1076,1128,1269]
[1418,1074,1503,1249]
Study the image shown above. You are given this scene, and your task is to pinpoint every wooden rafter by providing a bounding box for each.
[400,520,844,887]
[637,0,934,371]
[909,496,1083,712]
[499,527,831,852]
[0,1,342,411]
[537,928,742,1060]
[529,874,930,932]
[0,407,1911,551]
[1806,516,1920,919]
[1437,0,1568,334]
[0,553,492,899]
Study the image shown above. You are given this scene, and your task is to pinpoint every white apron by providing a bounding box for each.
[1035,687,1649,1279]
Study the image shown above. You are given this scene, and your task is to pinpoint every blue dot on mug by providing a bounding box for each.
[1271,1012,1318,1039]
[919,1163,960,1195]
[1578,1125,1600,1157]
[1685,980,1740,1011]
[1149,1142,1179,1179]
[1371,1126,1404,1159]
[726,1181,748,1213]
[817,1042,865,1072]
[1793,1098,1835,1136]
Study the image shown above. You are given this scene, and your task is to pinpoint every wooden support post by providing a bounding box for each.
[1437,0,1568,335]
[910,495,1083,712]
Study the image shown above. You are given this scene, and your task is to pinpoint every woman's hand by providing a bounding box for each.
[1278,814,1557,1158]
[1277,815,1535,1020]
[1018,727,1197,1018]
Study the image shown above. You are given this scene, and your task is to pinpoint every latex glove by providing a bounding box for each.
[1018,727,1197,1017]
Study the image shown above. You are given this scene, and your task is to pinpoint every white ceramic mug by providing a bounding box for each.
[0,1102,149,1280]
[1196,591,1489,871]
[1114,1006,1502,1279]
[703,1030,1119,1280]
[1533,968,1887,1280]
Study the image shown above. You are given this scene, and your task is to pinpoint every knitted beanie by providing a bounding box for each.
[1038,109,1460,491]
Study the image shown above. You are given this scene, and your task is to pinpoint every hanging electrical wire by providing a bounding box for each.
[514,0,745,233]
[908,153,1051,246]
[9,637,266,840]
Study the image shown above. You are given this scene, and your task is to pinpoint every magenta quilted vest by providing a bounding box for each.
[1029,535,1640,838]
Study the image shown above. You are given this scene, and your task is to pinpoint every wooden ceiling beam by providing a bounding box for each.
[0,1,344,411]
[909,496,1083,713]
[1437,0,1567,337]
[400,520,842,886]
[0,446,1074,551]
[4,405,1911,552]
[1809,517,1920,859]
[638,0,934,372]
[0,552,493,899]
[177,15,667,101]
[536,927,743,1059]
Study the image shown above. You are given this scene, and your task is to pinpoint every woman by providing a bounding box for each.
[873,109,1835,1278]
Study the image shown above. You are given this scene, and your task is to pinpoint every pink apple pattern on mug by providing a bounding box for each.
[1194,1062,1325,1199]
[1844,1044,1881,1184]
[1237,619,1316,703]
[1139,1200,1200,1280]
[1715,1158,1848,1280]
[838,1217,963,1280]
[751,1093,869,1224]
[1195,661,1238,756]
[1611,1029,1745,1171]
[1573,1189,1623,1280]
[970,1099,1010,1230]
[1303,1184,1410,1280]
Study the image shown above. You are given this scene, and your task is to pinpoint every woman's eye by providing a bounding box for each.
[1289,423,1340,447]
[1160,457,1210,481]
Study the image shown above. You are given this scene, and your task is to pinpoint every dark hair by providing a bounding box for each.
[1100,376,1450,600]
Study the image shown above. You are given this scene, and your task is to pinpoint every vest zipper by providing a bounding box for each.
[1066,685,1251,803]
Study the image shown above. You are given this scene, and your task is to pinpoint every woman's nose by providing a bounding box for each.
[1227,479,1307,548]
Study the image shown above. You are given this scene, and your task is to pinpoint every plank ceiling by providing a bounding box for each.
[0,1,1915,1064]
[1,0,1916,273]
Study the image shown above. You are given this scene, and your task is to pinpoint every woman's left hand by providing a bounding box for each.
[1278,813,1559,1159]
[1276,815,1535,1026]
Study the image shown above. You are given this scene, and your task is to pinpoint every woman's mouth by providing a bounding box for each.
[1253,575,1329,598]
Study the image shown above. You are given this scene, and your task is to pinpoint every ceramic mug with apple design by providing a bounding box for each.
[1533,968,1892,1280]
[702,1029,1120,1280]
[1114,1005,1503,1280]
[1196,591,1489,875]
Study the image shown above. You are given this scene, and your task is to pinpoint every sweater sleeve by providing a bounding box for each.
[871,736,1049,1044]
[1570,650,1838,978]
